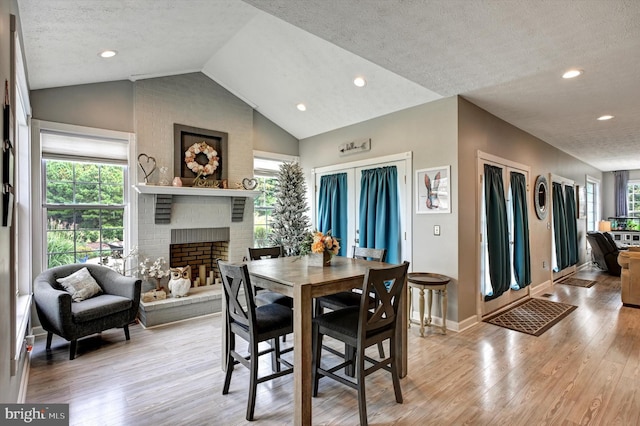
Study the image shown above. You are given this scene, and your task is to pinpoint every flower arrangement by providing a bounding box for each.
[139,257,170,289]
[101,245,139,276]
[312,230,340,256]
[184,141,219,176]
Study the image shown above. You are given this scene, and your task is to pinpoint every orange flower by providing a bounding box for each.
[308,230,340,257]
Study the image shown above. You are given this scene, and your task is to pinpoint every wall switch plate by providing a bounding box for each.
[434,225,441,236]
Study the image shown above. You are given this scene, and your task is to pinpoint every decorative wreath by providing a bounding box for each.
[184,141,219,176]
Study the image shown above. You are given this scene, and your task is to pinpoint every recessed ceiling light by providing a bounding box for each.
[353,77,367,87]
[597,115,614,121]
[99,50,117,58]
[296,103,306,112]
[562,69,583,79]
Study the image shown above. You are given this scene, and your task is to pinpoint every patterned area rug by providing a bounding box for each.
[485,298,577,336]
[557,277,597,288]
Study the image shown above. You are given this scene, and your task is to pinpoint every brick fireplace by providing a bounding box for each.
[169,227,229,286]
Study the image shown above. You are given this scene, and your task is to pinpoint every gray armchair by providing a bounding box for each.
[34,263,141,359]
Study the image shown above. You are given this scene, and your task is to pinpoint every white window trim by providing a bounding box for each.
[252,151,299,247]
[12,18,32,375]
[586,175,600,232]
[628,179,640,217]
[32,120,137,277]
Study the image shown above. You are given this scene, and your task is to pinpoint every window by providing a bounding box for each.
[628,180,640,218]
[253,151,299,248]
[586,177,600,232]
[44,160,125,267]
[38,124,134,273]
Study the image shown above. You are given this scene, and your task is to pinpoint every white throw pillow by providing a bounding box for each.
[56,267,103,302]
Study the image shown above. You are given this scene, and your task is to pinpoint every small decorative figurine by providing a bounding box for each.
[137,153,157,183]
[168,265,191,298]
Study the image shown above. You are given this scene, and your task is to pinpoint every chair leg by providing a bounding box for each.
[46,332,53,350]
[314,299,324,317]
[312,325,323,397]
[272,338,281,373]
[69,340,77,360]
[222,334,235,395]
[356,348,368,426]
[390,338,403,404]
[377,341,385,358]
[345,344,356,377]
[247,340,259,421]
[123,324,130,341]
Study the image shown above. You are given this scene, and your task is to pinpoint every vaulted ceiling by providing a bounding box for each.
[17,0,640,171]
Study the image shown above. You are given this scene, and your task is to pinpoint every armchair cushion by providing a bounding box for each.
[71,294,132,323]
[56,267,103,302]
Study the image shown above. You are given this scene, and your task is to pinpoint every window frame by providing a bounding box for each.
[43,159,127,267]
[586,175,600,232]
[628,179,640,218]
[33,121,137,279]
[253,150,299,248]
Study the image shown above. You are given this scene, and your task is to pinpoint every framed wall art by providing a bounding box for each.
[174,123,228,186]
[416,165,451,214]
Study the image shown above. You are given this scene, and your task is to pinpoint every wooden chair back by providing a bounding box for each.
[247,246,283,260]
[358,262,409,340]
[217,261,257,334]
[352,246,387,262]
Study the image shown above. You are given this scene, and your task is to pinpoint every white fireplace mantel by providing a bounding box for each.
[133,183,260,224]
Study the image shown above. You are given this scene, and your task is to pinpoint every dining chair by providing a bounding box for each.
[247,246,293,308]
[314,246,387,358]
[312,261,410,426]
[217,260,294,421]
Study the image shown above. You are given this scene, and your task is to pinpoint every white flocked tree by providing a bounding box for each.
[269,162,311,256]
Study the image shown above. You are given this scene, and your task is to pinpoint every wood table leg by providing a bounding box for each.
[294,284,312,426]
[427,288,433,326]
[441,287,447,334]
[418,287,425,337]
[399,277,408,378]
[408,287,412,329]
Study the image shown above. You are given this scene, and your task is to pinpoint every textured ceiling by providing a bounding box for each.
[17,0,640,171]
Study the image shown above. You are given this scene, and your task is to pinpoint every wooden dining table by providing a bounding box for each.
[242,255,409,426]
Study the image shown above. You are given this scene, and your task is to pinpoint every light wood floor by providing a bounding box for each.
[26,267,640,425]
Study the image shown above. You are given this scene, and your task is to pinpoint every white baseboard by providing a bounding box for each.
[31,326,46,337]
[17,352,30,403]
[408,310,478,333]
[531,280,553,297]
[456,315,479,332]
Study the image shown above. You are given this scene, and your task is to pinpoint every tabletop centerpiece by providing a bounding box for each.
[302,230,340,267]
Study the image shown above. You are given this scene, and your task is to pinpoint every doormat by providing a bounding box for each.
[484,298,577,336]
[557,277,597,288]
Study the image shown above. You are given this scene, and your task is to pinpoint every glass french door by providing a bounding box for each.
[479,156,530,316]
[313,156,409,263]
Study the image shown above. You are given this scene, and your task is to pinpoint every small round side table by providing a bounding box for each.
[407,272,451,336]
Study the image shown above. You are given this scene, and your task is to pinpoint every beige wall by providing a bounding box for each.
[253,110,298,156]
[31,80,134,132]
[300,97,461,319]
[457,97,603,321]
[300,96,603,326]
[134,72,256,263]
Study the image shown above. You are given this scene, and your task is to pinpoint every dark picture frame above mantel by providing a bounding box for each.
[174,123,228,186]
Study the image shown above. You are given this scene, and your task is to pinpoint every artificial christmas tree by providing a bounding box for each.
[269,162,311,256]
